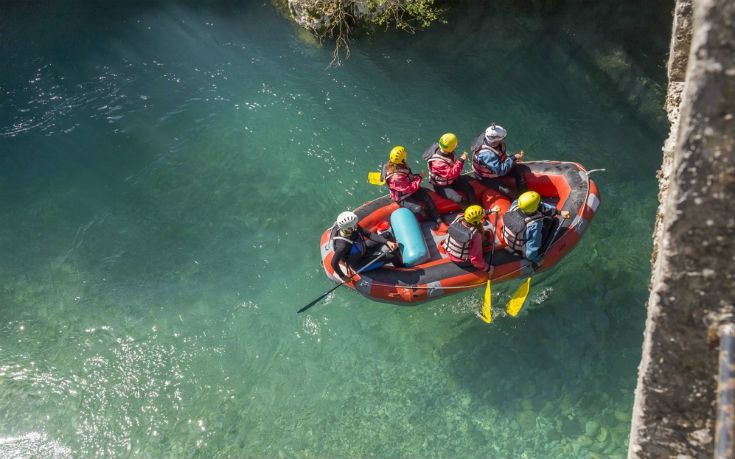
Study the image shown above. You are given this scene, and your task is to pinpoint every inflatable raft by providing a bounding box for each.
[319,161,601,305]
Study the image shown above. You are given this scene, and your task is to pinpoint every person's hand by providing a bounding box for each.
[460,151,468,161]
[486,265,494,276]
[561,210,571,219]
[514,150,525,161]
[387,241,398,251]
[491,205,501,213]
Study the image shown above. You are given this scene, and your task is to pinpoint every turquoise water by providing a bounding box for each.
[1,1,670,457]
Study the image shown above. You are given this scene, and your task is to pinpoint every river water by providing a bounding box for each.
[1,1,671,457]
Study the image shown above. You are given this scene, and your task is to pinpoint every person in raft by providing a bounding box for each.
[442,205,495,274]
[471,122,529,199]
[424,133,479,208]
[501,191,570,268]
[384,145,447,231]
[330,211,402,282]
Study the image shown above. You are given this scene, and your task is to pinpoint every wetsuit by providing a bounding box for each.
[330,226,402,281]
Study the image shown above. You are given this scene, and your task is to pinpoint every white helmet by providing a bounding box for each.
[484,123,507,146]
[336,211,358,230]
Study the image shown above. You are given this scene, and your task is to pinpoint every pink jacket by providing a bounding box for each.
[386,165,423,202]
[446,231,489,271]
[429,153,464,185]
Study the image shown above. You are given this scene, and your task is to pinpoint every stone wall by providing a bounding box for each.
[628,0,735,456]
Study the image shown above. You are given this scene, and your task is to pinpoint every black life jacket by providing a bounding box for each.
[501,204,544,252]
[442,216,478,261]
[329,226,366,256]
[471,133,508,179]
[425,144,458,187]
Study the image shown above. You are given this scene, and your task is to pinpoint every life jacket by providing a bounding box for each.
[501,203,545,252]
[384,163,415,202]
[471,134,508,179]
[442,216,478,261]
[329,226,366,256]
[426,145,457,187]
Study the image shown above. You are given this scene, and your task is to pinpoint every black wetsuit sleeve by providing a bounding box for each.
[360,227,388,244]
[540,203,560,218]
[331,240,351,280]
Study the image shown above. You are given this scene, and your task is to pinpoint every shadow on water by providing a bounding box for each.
[438,256,648,454]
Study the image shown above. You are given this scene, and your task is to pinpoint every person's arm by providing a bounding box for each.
[408,173,423,194]
[539,202,559,217]
[447,156,465,179]
[478,150,515,176]
[330,241,352,281]
[539,202,571,219]
[430,159,463,181]
[468,232,490,271]
[523,221,544,264]
[388,172,421,196]
[360,226,388,245]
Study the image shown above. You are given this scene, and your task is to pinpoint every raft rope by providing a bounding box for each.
[359,267,527,290]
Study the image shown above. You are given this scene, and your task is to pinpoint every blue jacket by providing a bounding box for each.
[477,148,514,176]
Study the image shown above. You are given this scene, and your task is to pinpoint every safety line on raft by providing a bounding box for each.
[358,267,527,290]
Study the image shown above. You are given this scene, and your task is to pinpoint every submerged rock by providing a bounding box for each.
[517,410,536,430]
[585,420,600,437]
[561,417,581,438]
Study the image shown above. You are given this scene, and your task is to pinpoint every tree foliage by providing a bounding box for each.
[290,0,444,66]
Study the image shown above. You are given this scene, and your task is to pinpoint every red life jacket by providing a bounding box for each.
[427,147,457,186]
[384,163,416,202]
[471,136,508,179]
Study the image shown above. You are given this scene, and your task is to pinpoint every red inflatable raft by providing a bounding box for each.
[319,161,601,305]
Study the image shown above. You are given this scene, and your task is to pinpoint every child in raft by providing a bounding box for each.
[383,146,447,232]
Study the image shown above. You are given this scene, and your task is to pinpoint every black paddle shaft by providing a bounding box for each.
[486,211,500,270]
[543,216,565,257]
[297,251,388,314]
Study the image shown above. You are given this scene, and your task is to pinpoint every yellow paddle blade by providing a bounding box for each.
[367,171,385,186]
[480,280,493,323]
[506,277,531,317]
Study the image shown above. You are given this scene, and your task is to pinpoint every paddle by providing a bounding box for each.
[368,168,425,186]
[297,251,389,314]
[480,208,501,324]
[367,171,385,186]
[506,213,568,317]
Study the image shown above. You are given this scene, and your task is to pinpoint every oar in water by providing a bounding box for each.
[480,208,501,323]
[506,213,568,317]
[297,251,388,314]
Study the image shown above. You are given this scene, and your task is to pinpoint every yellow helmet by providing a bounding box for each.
[389,146,407,164]
[464,205,485,225]
[438,133,458,152]
[518,191,541,213]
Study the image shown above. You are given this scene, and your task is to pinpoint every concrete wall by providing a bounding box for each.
[628,0,735,456]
